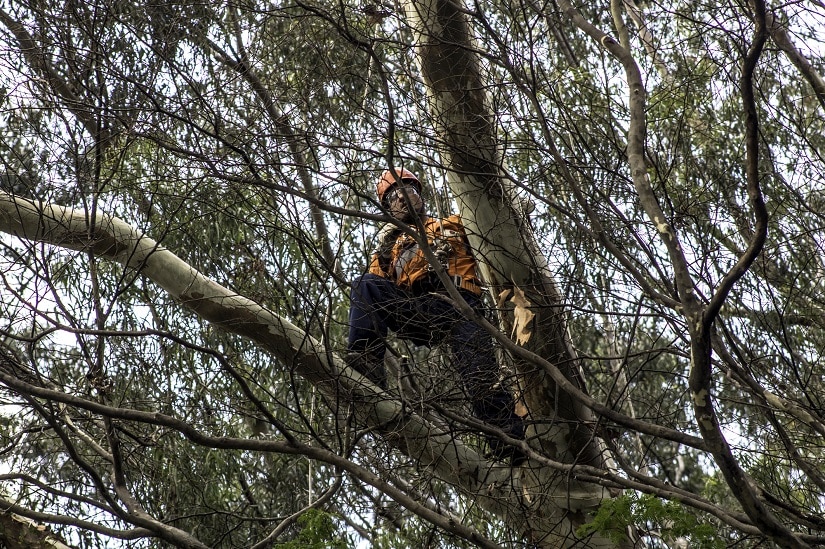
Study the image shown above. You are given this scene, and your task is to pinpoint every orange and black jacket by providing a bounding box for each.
[368,215,484,296]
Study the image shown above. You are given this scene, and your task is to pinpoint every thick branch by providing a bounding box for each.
[0,191,523,531]
[0,8,105,142]
[705,0,769,323]
[764,7,825,111]
[404,0,624,545]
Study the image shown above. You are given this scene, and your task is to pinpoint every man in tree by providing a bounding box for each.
[347,167,526,462]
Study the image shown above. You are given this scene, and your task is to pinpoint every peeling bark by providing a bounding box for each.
[403,0,623,545]
[0,513,75,549]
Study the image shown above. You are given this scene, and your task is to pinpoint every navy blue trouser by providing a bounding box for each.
[348,273,524,440]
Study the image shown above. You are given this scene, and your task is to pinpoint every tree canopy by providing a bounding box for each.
[0,0,824,547]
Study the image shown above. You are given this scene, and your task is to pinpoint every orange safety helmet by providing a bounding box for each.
[376,168,421,206]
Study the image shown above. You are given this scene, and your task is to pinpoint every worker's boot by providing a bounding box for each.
[486,437,527,466]
[345,351,387,390]
[485,418,527,466]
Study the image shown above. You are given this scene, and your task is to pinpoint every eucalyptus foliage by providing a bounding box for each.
[0,0,823,547]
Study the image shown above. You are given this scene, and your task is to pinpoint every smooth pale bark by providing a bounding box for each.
[0,191,538,538]
[402,0,623,546]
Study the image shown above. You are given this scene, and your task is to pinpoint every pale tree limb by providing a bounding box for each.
[3,1,340,283]
[620,0,670,81]
[0,187,708,546]
[0,501,154,542]
[61,411,114,463]
[470,6,681,310]
[610,0,631,50]
[0,190,522,544]
[556,0,701,319]
[764,5,825,111]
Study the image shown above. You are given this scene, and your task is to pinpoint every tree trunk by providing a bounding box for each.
[404,0,624,545]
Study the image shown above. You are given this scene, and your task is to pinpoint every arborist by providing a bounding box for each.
[347,167,526,462]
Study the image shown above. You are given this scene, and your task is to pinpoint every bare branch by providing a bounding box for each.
[765,6,825,111]
[0,7,105,141]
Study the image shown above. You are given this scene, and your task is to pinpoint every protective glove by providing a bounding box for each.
[373,222,399,258]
